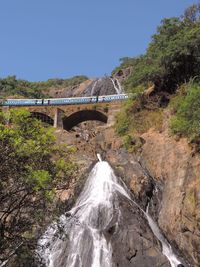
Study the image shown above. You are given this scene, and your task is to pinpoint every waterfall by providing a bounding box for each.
[96,153,102,162]
[115,78,123,93]
[90,79,99,96]
[110,78,123,94]
[145,212,184,267]
[37,159,184,267]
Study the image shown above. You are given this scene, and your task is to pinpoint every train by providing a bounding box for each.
[0,94,129,106]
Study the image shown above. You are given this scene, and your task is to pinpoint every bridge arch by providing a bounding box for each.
[30,112,54,126]
[63,109,108,131]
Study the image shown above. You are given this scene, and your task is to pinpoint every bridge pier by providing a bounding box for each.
[54,108,64,128]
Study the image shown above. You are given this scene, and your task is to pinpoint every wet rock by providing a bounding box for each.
[140,129,200,266]
[55,116,192,266]
[110,200,170,267]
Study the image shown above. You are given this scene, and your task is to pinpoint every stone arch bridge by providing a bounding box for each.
[8,101,122,131]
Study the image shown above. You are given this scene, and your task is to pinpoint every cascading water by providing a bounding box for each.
[37,157,185,267]
[110,78,123,94]
[90,79,99,96]
[115,78,123,93]
[145,211,184,267]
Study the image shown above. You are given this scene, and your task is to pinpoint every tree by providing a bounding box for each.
[183,3,200,22]
[113,3,200,93]
[0,109,76,265]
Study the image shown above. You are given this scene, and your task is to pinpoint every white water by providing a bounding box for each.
[90,79,99,96]
[110,78,122,94]
[115,78,123,93]
[146,212,183,267]
[97,153,102,162]
[37,159,184,267]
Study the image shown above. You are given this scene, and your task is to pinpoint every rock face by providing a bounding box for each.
[55,125,188,266]
[79,77,118,96]
[38,151,171,267]
[139,130,200,266]
[43,89,199,266]
[47,77,122,98]
[109,199,170,267]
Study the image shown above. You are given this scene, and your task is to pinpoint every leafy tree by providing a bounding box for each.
[113,3,200,93]
[0,109,77,265]
[183,3,200,22]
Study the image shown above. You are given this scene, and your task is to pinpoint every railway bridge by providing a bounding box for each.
[2,94,127,131]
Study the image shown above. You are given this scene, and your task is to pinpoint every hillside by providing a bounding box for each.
[0,75,88,99]
[113,3,200,152]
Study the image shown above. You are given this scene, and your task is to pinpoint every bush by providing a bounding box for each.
[115,94,163,137]
[170,83,200,142]
[115,109,130,136]
[115,98,134,136]
[123,135,144,153]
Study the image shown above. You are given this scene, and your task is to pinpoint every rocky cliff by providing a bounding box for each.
[140,130,200,266]
[54,110,199,266]
[46,76,122,98]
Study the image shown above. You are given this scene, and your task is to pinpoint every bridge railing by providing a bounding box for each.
[0,94,129,107]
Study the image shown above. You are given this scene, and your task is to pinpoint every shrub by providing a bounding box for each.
[170,83,200,143]
[123,134,144,153]
[115,109,130,136]
[115,98,135,136]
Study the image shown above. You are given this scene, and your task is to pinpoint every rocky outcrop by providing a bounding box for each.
[113,67,132,84]
[110,199,170,267]
[56,124,187,266]
[139,129,200,266]
[47,109,199,267]
[47,77,122,98]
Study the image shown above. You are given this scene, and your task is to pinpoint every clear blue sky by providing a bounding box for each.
[0,0,198,81]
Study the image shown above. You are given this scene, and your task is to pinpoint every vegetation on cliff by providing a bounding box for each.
[0,75,88,98]
[0,109,77,265]
[170,82,200,148]
[114,3,200,151]
[113,3,200,93]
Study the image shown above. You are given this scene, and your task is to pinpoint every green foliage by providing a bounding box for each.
[123,134,133,150]
[168,84,187,113]
[113,3,200,92]
[27,169,51,191]
[123,135,144,153]
[0,109,76,262]
[115,110,130,136]
[115,98,134,136]
[0,75,88,98]
[103,106,109,113]
[170,83,200,143]
[115,93,163,138]
[113,2,200,154]
[128,84,145,94]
